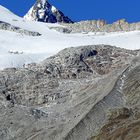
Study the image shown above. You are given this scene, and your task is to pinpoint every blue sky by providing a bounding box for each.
[1,0,140,23]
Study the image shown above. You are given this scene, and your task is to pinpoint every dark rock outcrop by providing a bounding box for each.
[0,21,41,36]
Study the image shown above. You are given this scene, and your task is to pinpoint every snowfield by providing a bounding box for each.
[0,5,140,69]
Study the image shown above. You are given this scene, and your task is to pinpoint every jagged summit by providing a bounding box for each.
[24,0,73,23]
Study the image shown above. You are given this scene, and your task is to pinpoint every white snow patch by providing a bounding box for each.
[38,9,45,19]
[0,5,140,69]
[41,0,46,6]
[37,3,41,8]
[24,6,35,21]
[51,6,57,13]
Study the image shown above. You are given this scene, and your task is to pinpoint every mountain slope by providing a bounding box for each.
[1,5,140,140]
[0,45,140,140]
[24,0,73,23]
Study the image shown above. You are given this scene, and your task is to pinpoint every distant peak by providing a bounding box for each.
[24,0,73,23]
[40,0,47,5]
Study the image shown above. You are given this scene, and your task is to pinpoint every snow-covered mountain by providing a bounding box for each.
[24,0,73,23]
[0,5,140,69]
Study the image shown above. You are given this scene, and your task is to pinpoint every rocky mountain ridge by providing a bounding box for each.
[58,19,140,33]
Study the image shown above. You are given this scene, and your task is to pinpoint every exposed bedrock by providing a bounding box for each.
[0,45,140,140]
[0,21,41,36]
[59,19,140,33]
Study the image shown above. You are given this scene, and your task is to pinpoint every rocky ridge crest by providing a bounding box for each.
[58,19,140,33]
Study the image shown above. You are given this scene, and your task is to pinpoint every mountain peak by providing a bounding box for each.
[24,0,73,23]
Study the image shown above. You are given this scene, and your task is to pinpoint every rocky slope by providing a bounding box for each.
[24,0,73,23]
[0,21,41,36]
[59,19,140,33]
[0,45,140,140]
[90,64,140,140]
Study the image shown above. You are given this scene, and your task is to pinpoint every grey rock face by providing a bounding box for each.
[0,21,41,36]
[49,26,72,33]
[61,19,140,33]
[38,45,137,78]
[24,0,73,23]
[0,45,140,140]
